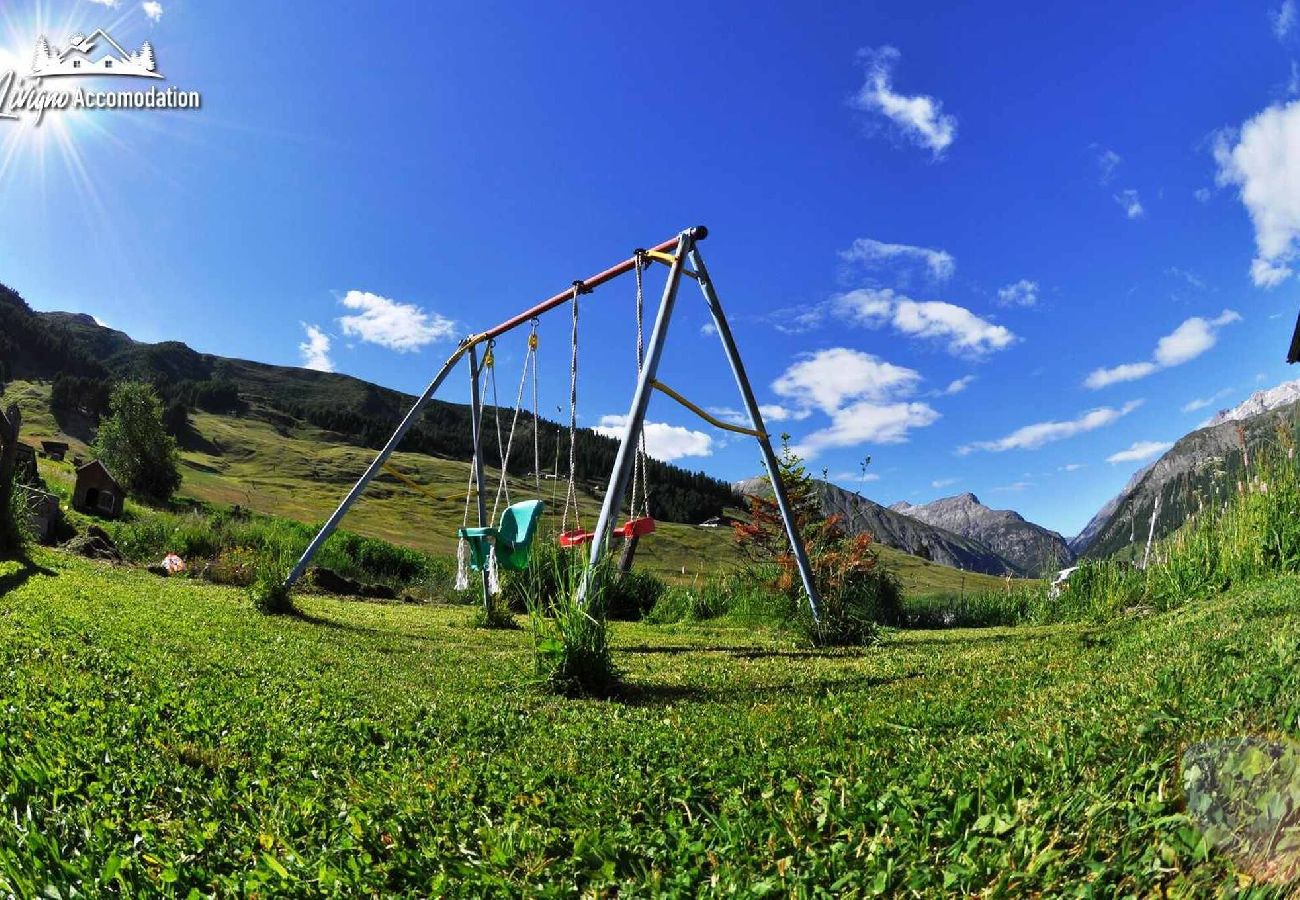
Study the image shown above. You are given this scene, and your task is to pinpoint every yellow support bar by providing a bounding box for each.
[380,462,473,502]
[643,250,699,279]
[651,380,766,438]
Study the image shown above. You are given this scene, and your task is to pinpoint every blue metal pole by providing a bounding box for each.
[283,346,468,589]
[688,244,823,623]
[584,230,694,582]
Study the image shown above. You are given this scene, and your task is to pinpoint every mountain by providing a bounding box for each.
[1206,379,1300,427]
[734,477,1021,577]
[1067,463,1153,556]
[1072,380,1300,560]
[0,281,738,525]
[889,492,1073,576]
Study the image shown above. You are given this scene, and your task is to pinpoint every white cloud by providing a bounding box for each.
[794,400,941,458]
[1155,310,1241,366]
[772,347,923,415]
[299,323,333,372]
[758,403,809,422]
[839,237,955,283]
[1107,440,1173,465]
[1214,100,1300,287]
[942,375,975,395]
[833,470,881,483]
[1182,388,1234,413]
[993,481,1034,493]
[1114,189,1145,219]
[88,0,120,7]
[851,46,956,156]
[959,400,1143,454]
[1096,147,1122,185]
[337,290,456,352]
[892,299,1017,356]
[996,279,1039,308]
[1165,267,1207,291]
[772,348,940,458]
[700,321,717,337]
[1084,361,1160,389]
[1274,0,1297,39]
[1084,310,1241,388]
[141,1,163,21]
[1059,463,1085,472]
[593,416,712,462]
[1194,187,1212,203]
[931,478,958,489]
[833,288,1017,357]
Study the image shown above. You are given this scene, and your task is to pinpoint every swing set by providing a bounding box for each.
[283,226,823,621]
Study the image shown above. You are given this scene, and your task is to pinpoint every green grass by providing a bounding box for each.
[9,379,1021,597]
[1,548,1296,894]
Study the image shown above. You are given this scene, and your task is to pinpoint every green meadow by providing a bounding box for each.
[1,550,1296,894]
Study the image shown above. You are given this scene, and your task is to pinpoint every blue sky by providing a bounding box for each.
[2,0,1300,537]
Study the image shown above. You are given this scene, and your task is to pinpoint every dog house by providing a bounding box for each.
[73,459,126,518]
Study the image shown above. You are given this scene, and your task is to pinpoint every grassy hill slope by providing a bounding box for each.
[1,550,1294,893]
[9,379,1014,595]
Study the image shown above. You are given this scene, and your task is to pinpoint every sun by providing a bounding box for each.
[0,0,152,206]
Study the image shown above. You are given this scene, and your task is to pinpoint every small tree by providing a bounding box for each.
[93,382,181,503]
[136,42,156,73]
[734,437,899,645]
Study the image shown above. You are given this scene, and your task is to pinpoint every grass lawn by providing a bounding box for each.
[1,550,1295,895]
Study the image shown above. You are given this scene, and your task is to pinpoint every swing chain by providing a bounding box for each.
[529,318,541,497]
[561,283,583,535]
[491,323,538,521]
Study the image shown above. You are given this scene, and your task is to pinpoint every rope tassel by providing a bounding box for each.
[454,536,469,591]
[487,545,501,596]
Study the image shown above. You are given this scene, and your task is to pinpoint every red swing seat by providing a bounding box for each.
[614,516,656,539]
[558,529,595,547]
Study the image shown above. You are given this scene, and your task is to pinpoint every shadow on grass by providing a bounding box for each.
[617,670,925,707]
[897,628,1057,647]
[0,554,58,595]
[617,644,878,661]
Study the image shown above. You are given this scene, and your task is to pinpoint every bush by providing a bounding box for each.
[736,439,899,646]
[101,504,450,600]
[514,543,619,697]
[249,557,294,615]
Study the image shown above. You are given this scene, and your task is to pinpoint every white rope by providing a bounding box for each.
[456,362,488,591]
[486,341,510,513]
[492,330,536,521]
[561,284,583,535]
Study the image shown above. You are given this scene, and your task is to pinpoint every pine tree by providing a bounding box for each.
[32,37,50,74]
[136,42,156,73]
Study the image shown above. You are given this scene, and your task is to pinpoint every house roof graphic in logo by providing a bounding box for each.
[31,30,162,79]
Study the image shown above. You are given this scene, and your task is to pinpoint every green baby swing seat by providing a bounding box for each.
[458,499,545,572]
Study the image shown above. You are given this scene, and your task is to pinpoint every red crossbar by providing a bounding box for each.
[476,227,706,343]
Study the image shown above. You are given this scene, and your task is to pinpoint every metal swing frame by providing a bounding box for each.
[283,226,823,622]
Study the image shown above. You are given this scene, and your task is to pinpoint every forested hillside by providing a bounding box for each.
[1,285,738,524]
